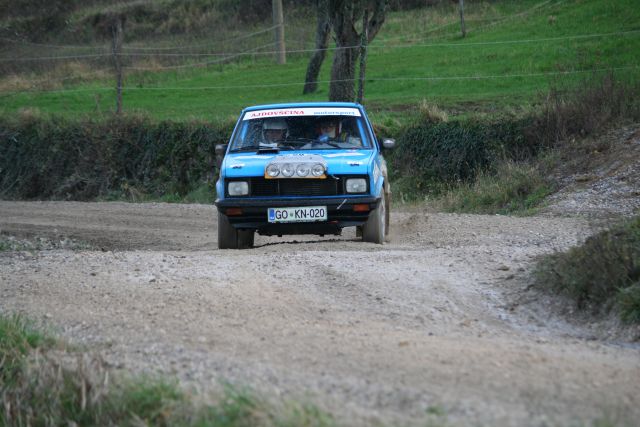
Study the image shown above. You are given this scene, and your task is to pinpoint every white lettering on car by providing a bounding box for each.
[243,108,361,120]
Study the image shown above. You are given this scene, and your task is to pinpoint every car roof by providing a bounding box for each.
[242,102,364,113]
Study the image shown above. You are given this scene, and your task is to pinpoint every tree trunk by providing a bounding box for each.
[328,0,359,102]
[329,34,359,102]
[328,0,387,102]
[356,9,369,104]
[303,0,330,95]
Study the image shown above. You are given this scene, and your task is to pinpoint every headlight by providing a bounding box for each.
[346,178,367,193]
[228,181,249,196]
[266,164,280,177]
[296,163,310,177]
[281,163,295,177]
[311,163,325,177]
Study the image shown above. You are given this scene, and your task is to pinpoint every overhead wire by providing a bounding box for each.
[0,0,565,62]
[121,24,280,51]
[1,0,638,99]
[0,0,558,52]
[123,42,278,70]
[3,64,636,97]
[378,0,562,43]
[0,36,108,50]
[4,27,637,64]
[0,23,280,52]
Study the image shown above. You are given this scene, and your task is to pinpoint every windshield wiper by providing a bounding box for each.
[229,145,260,153]
[321,140,342,148]
[257,146,280,153]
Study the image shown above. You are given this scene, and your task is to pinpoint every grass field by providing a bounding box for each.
[1,0,638,120]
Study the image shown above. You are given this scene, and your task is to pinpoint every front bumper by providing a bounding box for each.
[215,196,381,236]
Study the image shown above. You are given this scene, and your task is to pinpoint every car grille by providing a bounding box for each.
[226,175,368,197]
[251,177,340,197]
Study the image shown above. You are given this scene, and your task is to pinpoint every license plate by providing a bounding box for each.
[268,206,327,223]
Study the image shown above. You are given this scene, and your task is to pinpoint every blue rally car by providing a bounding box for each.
[215,102,394,249]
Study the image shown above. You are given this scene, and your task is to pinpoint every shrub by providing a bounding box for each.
[534,216,640,322]
[0,315,53,387]
[529,73,640,147]
[390,121,490,185]
[390,74,640,206]
[0,113,234,201]
[437,160,552,215]
[388,117,536,190]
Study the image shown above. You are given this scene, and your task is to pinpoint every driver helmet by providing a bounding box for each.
[318,117,341,138]
[262,118,289,142]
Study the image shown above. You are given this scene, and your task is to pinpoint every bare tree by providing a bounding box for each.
[327,0,387,102]
[356,9,368,104]
[302,0,331,94]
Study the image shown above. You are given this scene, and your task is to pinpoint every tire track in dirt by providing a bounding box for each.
[1,201,638,426]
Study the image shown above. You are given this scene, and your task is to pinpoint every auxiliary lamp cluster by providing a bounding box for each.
[263,154,328,179]
[265,161,326,179]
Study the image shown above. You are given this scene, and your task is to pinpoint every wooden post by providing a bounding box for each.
[111,15,124,114]
[357,9,369,105]
[272,0,286,64]
[459,0,466,38]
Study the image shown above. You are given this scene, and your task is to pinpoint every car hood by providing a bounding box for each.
[223,150,375,177]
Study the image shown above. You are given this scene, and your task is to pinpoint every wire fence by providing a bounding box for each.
[5,28,639,64]
[3,65,636,97]
[0,0,638,106]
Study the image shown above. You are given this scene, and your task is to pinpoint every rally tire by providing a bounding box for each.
[237,229,255,249]
[218,211,239,249]
[384,192,391,242]
[362,198,385,244]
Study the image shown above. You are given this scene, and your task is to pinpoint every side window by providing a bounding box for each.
[354,118,370,148]
[341,118,362,147]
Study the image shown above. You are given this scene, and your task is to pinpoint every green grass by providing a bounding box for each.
[0,313,336,427]
[1,0,639,120]
[534,216,640,323]
[98,182,215,204]
[0,315,55,386]
[436,161,553,215]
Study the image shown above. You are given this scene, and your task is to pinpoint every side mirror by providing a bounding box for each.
[215,143,228,169]
[382,138,395,150]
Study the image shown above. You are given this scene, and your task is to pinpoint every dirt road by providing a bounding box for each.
[1,201,638,426]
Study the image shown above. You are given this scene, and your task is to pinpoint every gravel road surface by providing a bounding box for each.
[1,201,639,426]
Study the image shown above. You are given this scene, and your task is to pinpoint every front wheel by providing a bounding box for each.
[237,229,255,249]
[362,198,386,244]
[218,211,254,249]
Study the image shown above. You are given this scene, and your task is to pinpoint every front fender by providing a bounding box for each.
[371,156,387,197]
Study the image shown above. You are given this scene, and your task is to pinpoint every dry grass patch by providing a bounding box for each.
[534,216,640,323]
[436,160,552,215]
[0,314,336,427]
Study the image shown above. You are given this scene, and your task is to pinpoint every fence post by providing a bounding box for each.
[459,0,466,38]
[111,15,124,114]
[272,0,286,64]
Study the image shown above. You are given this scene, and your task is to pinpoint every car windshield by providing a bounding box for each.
[229,108,371,152]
